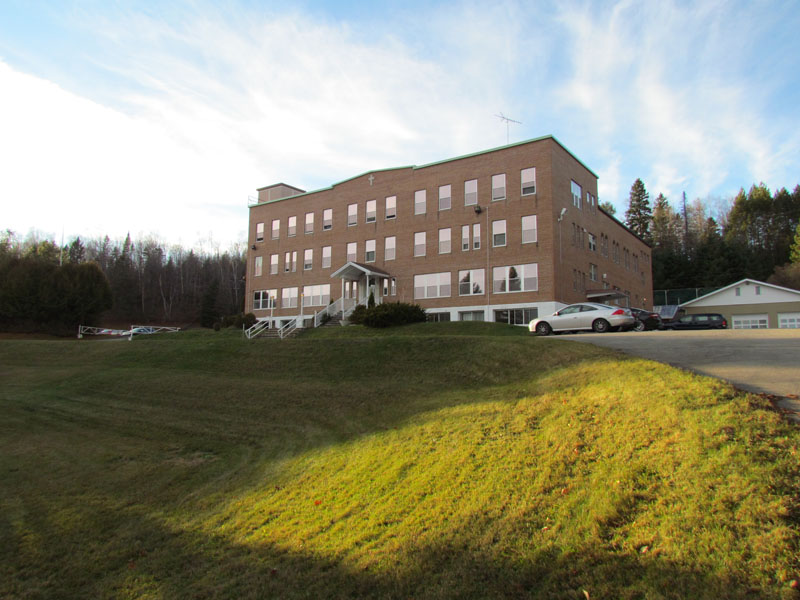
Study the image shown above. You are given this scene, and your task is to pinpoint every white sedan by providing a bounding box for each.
[529,303,635,335]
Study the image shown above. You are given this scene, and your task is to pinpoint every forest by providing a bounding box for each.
[2,180,799,333]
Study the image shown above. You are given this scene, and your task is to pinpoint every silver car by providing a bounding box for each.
[529,303,635,335]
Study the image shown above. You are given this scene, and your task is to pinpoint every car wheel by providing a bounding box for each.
[633,320,646,332]
[535,322,552,336]
[592,319,610,333]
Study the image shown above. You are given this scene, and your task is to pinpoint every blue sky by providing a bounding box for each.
[1,0,798,247]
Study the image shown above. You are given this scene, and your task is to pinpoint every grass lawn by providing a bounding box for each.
[1,322,798,599]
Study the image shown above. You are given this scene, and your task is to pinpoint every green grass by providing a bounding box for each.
[1,323,798,599]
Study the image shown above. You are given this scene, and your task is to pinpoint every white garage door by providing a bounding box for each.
[732,314,769,329]
[778,313,800,329]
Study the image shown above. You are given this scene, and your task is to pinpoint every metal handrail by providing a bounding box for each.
[245,320,270,340]
[278,319,297,339]
[314,298,343,327]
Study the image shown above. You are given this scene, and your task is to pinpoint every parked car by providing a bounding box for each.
[528,303,635,335]
[661,313,728,330]
[630,307,663,331]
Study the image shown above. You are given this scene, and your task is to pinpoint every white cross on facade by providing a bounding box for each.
[368,174,374,186]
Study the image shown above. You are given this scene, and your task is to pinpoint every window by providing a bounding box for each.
[284,251,291,272]
[323,208,333,230]
[382,278,389,297]
[439,228,451,253]
[253,289,277,310]
[366,200,376,223]
[385,236,396,261]
[495,308,538,325]
[344,281,357,299]
[459,311,484,322]
[464,179,478,206]
[291,251,297,272]
[439,185,451,211]
[385,196,396,220]
[755,285,761,295]
[281,287,298,308]
[391,277,397,296]
[633,254,639,273]
[586,192,596,210]
[414,231,426,257]
[256,222,264,242]
[288,216,297,237]
[458,269,485,296]
[347,242,357,262]
[588,233,597,252]
[270,254,278,275]
[305,212,314,234]
[304,248,313,270]
[302,284,331,307]
[493,263,538,293]
[427,313,451,323]
[590,263,598,281]
[271,219,280,239]
[571,181,582,209]
[414,272,451,299]
[492,219,506,247]
[348,204,357,226]
[415,190,426,215]
[521,215,537,244]
[492,173,506,201]
[322,246,331,269]
[462,225,470,251]
[365,239,376,263]
[521,167,536,195]
[735,287,741,297]
[381,277,397,296]
[473,223,481,249]
[254,256,263,277]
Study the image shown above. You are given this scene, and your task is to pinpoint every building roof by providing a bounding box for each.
[251,135,597,207]
[680,278,800,307]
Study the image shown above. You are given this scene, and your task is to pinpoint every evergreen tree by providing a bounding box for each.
[599,201,616,216]
[789,222,800,264]
[625,179,652,240]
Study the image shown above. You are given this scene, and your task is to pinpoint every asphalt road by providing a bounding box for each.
[551,329,800,419]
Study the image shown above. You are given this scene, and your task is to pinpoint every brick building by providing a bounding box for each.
[245,135,652,328]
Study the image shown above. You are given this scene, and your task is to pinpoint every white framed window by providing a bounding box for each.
[439,228,451,254]
[571,181,582,209]
[521,167,536,196]
[323,208,333,230]
[270,254,278,275]
[414,272,451,299]
[288,215,297,237]
[322,246,331,269]
[284,251,291,272]
[415,190,426,215]
[391,277,396,296]
[464,179,478,206]
[492,173,506,201]
[521,215,537,244]
[385,236,396,261]
[253,289,277,310]
[302,284,331,307]
[291,251,297,272]
[256,222,264,242]
[271,219,280,239]
[347,204,357,226]
[586,192,596,210]
[495,308,539,325]
[493,263,538,293]
[458,269,485,296]
[281,287,298,308]
[347,242,357,262]
[588,233,597,252]
[365,239,376,263]
[385,196,396,220]
[414,231,426,257]
[473,223,481,250]
[254,256,263,277]
[366,200,376,223]
[590,263,598,281]
[462,225,470,251]
[459,311,484,322]
[439,184,451,211]
[304,248,313,270]
[492,219,506,247]
[305,212,314,234]
[733,314,768,329]
[755,285,761,295]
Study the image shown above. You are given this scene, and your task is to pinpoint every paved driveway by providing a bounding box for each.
[553,329,800,418]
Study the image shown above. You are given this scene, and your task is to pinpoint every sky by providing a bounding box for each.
[1,0,799,249]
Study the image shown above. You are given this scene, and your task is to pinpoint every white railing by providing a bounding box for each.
[341,301,361,324]
[278,318,298,339]
[244,319,271,339]
[128,325,180,340]
[314,298,342,327]
[78,325,180,340]
[78,325,128,338]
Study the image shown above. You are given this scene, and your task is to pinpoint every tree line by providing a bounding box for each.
[621,180,800,293]
[0,230,246,333]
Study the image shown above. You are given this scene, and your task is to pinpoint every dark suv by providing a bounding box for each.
[661,313,728,330]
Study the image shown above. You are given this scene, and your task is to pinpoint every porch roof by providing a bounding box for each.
[330,261,392,280]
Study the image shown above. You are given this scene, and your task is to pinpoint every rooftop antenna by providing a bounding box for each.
[495,113,522,145]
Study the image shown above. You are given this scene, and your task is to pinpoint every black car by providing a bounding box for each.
[661,313,728,330]
[630,308,663,331]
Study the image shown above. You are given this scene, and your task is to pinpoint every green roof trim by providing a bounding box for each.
[249,135,598,208]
